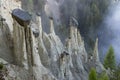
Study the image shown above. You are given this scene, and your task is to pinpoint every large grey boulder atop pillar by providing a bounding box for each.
[12,9,32,26]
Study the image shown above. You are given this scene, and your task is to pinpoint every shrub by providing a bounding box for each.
[89,68,97,80]
[98,72,109,80]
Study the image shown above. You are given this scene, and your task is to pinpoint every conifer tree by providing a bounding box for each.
[104,46,116,70]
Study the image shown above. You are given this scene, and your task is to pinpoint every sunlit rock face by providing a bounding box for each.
[0,0,103,80]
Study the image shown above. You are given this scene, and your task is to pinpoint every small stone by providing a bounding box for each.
[33,31,39,38]
[32,29,39,38]
[63,51,69,56]
[36,12,41,16]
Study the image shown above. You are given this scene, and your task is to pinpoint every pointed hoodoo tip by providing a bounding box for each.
[12,8,32,26]
[44,0,53,20]
[70,17,78,27]
[95,38,98,46]
[96,38,98,42]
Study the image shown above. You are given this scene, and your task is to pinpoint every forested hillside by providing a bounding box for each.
[60,0,110,53]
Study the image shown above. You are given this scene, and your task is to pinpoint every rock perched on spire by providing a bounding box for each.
[12,9,32,26]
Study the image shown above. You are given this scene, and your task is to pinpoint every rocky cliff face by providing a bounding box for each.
[0,0,104,80]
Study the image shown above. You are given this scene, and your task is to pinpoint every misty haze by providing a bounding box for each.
[98,1,120,64]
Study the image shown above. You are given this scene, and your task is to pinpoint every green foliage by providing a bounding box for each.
[104,46,116,70]
[98,72,109,80]
[91,2,100,25]
[88,68,110,80]
[79,0,110,28]
[102,46,120,80]
[102,74,109,80]
[110,64,120,80]
[89,68,97,80]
